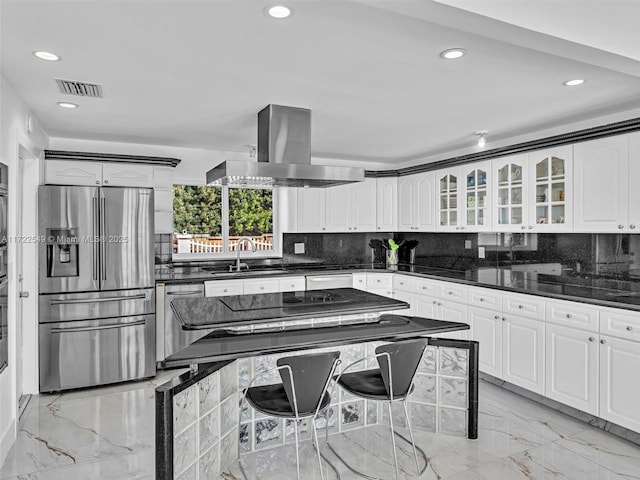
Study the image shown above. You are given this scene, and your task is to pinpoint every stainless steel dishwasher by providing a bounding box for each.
[158,282,212,362]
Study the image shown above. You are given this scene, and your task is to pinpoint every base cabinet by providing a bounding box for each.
[414,293,469,339]
[503,315,545,395]
[599,335,640,432]
[469,306,503,378]
[545,324,599,415]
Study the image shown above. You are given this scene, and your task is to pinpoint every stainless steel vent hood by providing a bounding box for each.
[206,105,364,188]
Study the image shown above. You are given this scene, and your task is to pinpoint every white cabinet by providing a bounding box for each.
[376,177,397,231]
[310,178,377,233]
[297,188,326,232]
[413,289,469,340]
[278,276,306,292]
[45,160,153,187]
[502,315,545,394]
[436,167,460,232]
[599,335,640,432]
[243,278,280,294]
[493,154,529,231]
[469,306,503,377]
[352,273,367,291]
[545,323,598,415]
[204,279,245,297]
[573,135,636,232]
[397,171,435,232]
[527,146,572,231]
[392,275,415,315]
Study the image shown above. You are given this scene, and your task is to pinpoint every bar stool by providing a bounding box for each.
[331,338,428,480]
[241,351,341,480]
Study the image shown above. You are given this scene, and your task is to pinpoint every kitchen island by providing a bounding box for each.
[155,288,477,480]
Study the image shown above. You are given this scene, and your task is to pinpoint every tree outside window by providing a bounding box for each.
[173,185,274,256]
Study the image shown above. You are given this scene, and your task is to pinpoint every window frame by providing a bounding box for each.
[172,185,280,261]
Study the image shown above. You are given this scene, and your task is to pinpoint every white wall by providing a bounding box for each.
[0,76,49,465]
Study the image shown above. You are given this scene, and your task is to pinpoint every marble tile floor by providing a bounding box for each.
[1,371,639,480]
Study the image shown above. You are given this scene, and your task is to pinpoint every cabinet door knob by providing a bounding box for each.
[518,304,524,309]
[448,291,453,295]
[260,286,264,290]
[618,225,624,230]
[95,180,100,184]
[104,179,109,184]
[480,297,485,302]
[521,226,526,230]
[502,317,506,321]
[348,227,352,231]
[528,226,533,229]
[322,227,326,231]
[223,288,228,292]
[627,326,634,331]
[566,313,572,318]
[588,337,595,342]
[433,300,438,305]
[494,315,500,320]
[600,339,606,344]
[631,225,637,230]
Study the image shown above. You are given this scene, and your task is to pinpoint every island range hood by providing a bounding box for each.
[206,105,365,188]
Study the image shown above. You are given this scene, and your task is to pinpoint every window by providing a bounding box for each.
[172,185,276,258]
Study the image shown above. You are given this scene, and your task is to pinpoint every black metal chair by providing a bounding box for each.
[241,351,341,480]
[332,338,428,480]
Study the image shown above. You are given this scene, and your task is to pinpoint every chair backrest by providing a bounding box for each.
[277,351,340,416]
[375,338,428,399]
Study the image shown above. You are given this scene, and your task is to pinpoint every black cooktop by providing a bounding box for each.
[220,290,351,312]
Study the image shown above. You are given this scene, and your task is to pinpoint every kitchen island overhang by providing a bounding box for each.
[156,288,478,480]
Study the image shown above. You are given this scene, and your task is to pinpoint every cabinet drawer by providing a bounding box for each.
[204,280,244,297]
[393,275,415,293]
[468,287,502,310]
[546,300,598,332]
[502,292,545,320]
[600,307,640,342]
[243,279,280,294]
[367,274,393,290]
[279,276,305,292]
[414,278,439,297]
[353,273,367,290]
[438,282,467,302]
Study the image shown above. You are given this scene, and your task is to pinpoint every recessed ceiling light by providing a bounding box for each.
[563,79,585,86]
[57,102,78,109]
[440,48,467,60]
[267,5,292,19]
[33,51,61,61]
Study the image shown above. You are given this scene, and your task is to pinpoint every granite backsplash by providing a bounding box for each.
[283,232,640,281]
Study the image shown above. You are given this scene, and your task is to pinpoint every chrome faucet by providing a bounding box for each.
[232,236,256,271]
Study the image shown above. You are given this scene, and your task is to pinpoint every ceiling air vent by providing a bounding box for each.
[55,78,103,98]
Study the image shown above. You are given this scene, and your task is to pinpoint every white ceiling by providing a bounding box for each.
[2,0,640,165]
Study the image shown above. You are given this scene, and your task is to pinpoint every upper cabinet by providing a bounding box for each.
[491,147,572,232]
[325,178,377,232]
[297,187,326,232]
[46,160,154,188]
[573,135,635,232]
[397,171,435,232]
[296,178,377,233]
[376,177,397,231]
[493,154,529,231]
[436,161,492,232]
[528,146,572,232]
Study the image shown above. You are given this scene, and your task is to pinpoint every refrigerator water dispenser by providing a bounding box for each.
[46,228,79,277]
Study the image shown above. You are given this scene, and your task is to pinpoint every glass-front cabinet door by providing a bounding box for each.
[528,146,572,231]
[462,161,492,231]
[493,154,528,231]
[437,168,459,231]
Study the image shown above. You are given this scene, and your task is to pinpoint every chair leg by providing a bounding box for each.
[294,420,301,480]
[402,400,420,474]
[387,402,399,480]
[312,420,325,480]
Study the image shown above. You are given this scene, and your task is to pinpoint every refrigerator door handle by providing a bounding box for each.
[51,319,146,334]
[50,293,147,306]
[92,196,99,282]
[100,196,107,281]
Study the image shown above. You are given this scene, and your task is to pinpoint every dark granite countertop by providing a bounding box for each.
[162,314,469,368]
[157,261,640,312]
[171,287,409,330]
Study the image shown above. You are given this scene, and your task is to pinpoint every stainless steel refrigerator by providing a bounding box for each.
[38,185,155,392]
